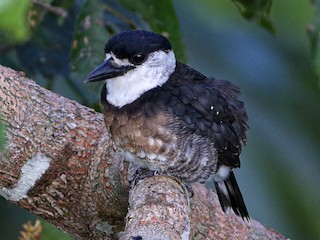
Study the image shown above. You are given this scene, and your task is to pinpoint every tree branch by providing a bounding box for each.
[121,176,191,240]
[0,65,286,240]
[0,65,128,239]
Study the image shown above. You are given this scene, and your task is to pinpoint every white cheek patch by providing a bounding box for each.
[0,154,51,202]
[106,50,176,108]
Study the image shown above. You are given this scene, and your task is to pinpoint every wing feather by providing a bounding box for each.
[164,62,248,168]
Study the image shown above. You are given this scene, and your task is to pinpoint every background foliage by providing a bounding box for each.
[0,0,319,239]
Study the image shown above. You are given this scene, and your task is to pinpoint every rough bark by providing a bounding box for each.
[0,65,287,240]
[121,176,191,240]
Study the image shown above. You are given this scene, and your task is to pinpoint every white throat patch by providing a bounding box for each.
[105,50,176,108]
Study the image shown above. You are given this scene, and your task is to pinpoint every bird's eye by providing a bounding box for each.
[129,53,147,65]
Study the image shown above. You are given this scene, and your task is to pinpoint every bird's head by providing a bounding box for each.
[85,30,176,108]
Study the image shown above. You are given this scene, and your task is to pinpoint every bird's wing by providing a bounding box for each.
[164,62,248,168]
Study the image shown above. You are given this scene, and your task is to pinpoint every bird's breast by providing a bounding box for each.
[103,102,179,170]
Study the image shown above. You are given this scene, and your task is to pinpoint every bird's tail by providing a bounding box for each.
[214,171,249,220]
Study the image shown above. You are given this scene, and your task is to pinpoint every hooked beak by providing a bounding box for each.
[84,59,135,83]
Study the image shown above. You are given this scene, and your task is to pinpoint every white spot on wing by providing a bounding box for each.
[0,154,51,202]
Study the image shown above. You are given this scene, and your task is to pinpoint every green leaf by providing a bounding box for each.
[308,0,320,81]
[40,219,73,240]
[231,0,274,33]
[71,0,110,76]
[118,0,187,63]
[0,0,31,42]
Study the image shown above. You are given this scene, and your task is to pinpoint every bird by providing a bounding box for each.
[84,30,249,219]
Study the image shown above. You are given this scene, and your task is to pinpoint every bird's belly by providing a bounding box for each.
[105,110,218,183]
[167,133,218,183]
[106,109,178,168]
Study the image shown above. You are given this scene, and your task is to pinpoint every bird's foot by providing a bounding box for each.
[128,167,157,189]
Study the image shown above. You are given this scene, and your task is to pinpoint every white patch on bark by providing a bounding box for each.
[95,221,114,235]
[0,153,51,201]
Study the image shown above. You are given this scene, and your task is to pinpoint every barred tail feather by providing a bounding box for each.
[214,171,249,220]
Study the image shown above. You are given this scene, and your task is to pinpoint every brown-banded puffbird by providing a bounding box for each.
[85,30,249,219]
